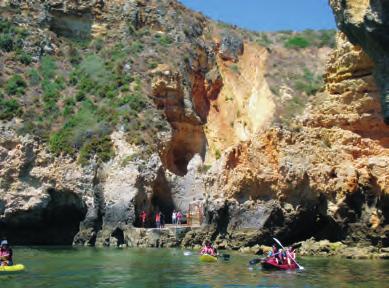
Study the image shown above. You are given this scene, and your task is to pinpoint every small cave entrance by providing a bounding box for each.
[151,170,175,225]
[49,11,93,39]
[111,227,125,246]
[133,168,176,228]
[1,188,87,245]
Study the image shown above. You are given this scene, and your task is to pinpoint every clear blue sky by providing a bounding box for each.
[179,0,336,32]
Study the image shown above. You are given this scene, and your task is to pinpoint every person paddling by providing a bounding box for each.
[0,240,13,266]
[286,247,296,266]
[200,240,216,257]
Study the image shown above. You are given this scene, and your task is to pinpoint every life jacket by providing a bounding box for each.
[201,246,215,255]
[0,248,12,261]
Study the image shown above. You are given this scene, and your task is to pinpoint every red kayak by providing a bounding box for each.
[261,257,298,270]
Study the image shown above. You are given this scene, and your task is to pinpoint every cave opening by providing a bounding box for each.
[133,168,176,228]
[111,227,125,246]
[151,169,176,225]
[1,188,87,245]
[49,11,93,40]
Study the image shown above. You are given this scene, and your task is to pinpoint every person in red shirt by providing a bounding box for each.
[155,212,161,229]
[140,211,147,228]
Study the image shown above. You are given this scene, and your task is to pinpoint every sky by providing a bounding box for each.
[179,0,336,32]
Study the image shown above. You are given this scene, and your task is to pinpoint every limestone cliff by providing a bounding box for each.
[3,0,377,252]
[192,33,389,252]
[330,0,389,124]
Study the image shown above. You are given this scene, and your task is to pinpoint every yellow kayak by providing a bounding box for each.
[0,264,25,272]
[199,254,217,263]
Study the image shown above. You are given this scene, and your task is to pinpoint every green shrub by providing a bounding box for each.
[49,103,106,156]
[215,149,221,160]
[79,54,111,84]
[78,135,114,166]
[294,68,323,95]
[118,93,147,112]
[129,41,144,55]
[148,60,158,69]
[6,75,26,95]
[17,51,32,65]
[318,30,336,48]
[230,64,239,74]
[43,99,59,114]
[256,33,272,47]
[49,130,75,155]
[0,98,22,120]
[42,79,61,102]
[28,68,41,86]
[0,18,28,52]
[156,34,173,46]
[197,164,212,174]
[40,56,57,79]
[285,36,310,49]
[0,33,13,51]
[67,45,82,65]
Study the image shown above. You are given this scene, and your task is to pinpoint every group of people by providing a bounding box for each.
[139,211,166,228]
[0,240,13,266]
[171,210,183,225]
[267,244,296,266]
[139,210,184,228]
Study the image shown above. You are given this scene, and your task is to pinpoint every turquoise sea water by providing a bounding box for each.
[1,247,388,287]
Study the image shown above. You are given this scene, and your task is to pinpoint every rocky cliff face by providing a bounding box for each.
[190,32,389,251]
[3,0,383,252]
[330,0,389,124]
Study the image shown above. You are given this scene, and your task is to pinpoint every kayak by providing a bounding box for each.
[261,258,298,270]
[199,254,217,263]
[0,264,25,272]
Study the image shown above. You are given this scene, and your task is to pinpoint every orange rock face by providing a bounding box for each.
[205,33,389,245]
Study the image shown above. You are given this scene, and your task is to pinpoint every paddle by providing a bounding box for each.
[218,253,230,261]
[249,252,281,265]
[249,258,264,265]
[273,237,304,270]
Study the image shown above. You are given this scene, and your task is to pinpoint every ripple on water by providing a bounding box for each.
[1,248,388,288]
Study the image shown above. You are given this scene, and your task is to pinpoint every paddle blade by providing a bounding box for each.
[273,237,284,249]
[249,258,262,265]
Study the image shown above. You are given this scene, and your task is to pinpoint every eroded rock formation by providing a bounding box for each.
[330,0,389,124]
[1,0,388,254]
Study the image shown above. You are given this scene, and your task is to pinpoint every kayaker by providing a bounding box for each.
[0,240,13,266]
[267,245,278,258]
[200,240,216,256]
[286,247,296,266]
[277,248,285,265]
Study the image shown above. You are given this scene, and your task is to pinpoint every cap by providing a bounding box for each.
[1,240,8,245]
